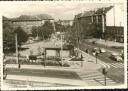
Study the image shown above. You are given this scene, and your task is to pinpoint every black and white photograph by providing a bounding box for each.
[0,1,127,90]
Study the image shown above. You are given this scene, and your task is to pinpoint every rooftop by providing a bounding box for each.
[76,6,114,18]
[3,14,54,21]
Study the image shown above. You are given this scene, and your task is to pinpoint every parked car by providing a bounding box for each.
[3,64,7,80]
[92,47,100,53]
[92,41,96,44]
[110,53,123,62]
[92,52,96,56]
[120,50,124,59]
[100,48,106,53]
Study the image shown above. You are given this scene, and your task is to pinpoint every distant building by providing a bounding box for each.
[3,14,54,35]
[75,5,124,43]
[58,20,73,26]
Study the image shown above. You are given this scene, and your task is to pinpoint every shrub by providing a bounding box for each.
[69,57,84,61]
[5,58,70,67]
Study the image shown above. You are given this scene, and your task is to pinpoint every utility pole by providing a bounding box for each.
[15,33,20,69]
[61,34,63,67]
[44,49,46,67]
[77,17,83,68]
[77,19,80,50]
[102,9,105,38]
[113,5,116,42]
[102,8,107,48]
[76,18,79,58]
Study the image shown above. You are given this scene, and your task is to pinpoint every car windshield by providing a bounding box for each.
[111,53,119,56]
[115,55,121,58]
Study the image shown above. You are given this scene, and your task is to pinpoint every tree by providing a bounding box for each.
[31,26,38,38]
[14,26,28,46]
[54,22,66,32]
[64,26,78,46]
[38,21,54,40]
[3,21,15,52]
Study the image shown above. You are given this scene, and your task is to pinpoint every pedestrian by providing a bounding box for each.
[37,46,41,56]
[81,54,83,61]
[26,55,29,61]
[30,50,33,56]
[3,53,5,61]
[18,52,21,69]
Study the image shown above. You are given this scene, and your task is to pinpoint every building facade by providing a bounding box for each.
[74,5,124,43]
[3,14,54,35]
[58,20,73,26]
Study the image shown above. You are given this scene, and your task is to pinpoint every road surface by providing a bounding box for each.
[79,39,124,83]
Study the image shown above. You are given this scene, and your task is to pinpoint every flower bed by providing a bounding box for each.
[5,58,69,67]
[69,57,84,61]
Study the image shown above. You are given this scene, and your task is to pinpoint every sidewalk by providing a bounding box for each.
[75,50,121,86]
[77,49,110,69]
[5,51,119,87]
[5,75,87,87]
[87,38,124,47]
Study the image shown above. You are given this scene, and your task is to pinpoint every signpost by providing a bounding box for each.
[81,54,83,67]
[102,68,108,86]
[95,52,98,64]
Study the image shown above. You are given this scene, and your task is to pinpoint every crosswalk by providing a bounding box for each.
[79,49,124,69]
[4,79,73,88]
[77,70,118,86]
[107,63,124,68]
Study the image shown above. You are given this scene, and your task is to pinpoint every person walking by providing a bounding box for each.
[81,54,83,67]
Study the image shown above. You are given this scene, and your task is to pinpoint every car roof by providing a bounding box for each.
[111,53,119,56]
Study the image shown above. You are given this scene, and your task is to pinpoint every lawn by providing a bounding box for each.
[107,67,124,83]
[7,68,81,80]
[5,58,70,67]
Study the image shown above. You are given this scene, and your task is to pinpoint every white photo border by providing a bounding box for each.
[0,0,127,90]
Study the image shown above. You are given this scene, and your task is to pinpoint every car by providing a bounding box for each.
[3,64,7,80]
[93,47,100,53]
[92,52,96,56]
[100,48,106,53]
[110,53,123,62]
[92,41,96,44]
[120,50,124,59]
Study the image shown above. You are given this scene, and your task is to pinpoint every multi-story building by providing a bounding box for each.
[74,5,124,43]
[58,20,73,26]
[3,14,54,35]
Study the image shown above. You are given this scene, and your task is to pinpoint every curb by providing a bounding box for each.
[78,49,110,69]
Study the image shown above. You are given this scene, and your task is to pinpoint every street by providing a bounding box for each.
[2,3,126,89]
[79,39,124,83]
[4,38,124,87]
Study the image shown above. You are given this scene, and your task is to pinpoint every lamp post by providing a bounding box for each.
[95,52,98,64]
[61,34,63,67]
[81,54,83,67]
[57,32,63,67]
[15,33,20,69]
[102,8,107,48]
[102,67,108,86]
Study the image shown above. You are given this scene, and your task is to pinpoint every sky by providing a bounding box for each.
[0,2,124,20]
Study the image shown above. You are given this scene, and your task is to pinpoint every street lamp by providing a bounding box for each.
[102,8,108,48]
[95,52,98,64]
[102,67,108,86]
[57,32,63,67]
[15,33,20,69]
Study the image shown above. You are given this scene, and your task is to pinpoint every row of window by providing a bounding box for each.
[106,29,123,35]
[92,15,103,23]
